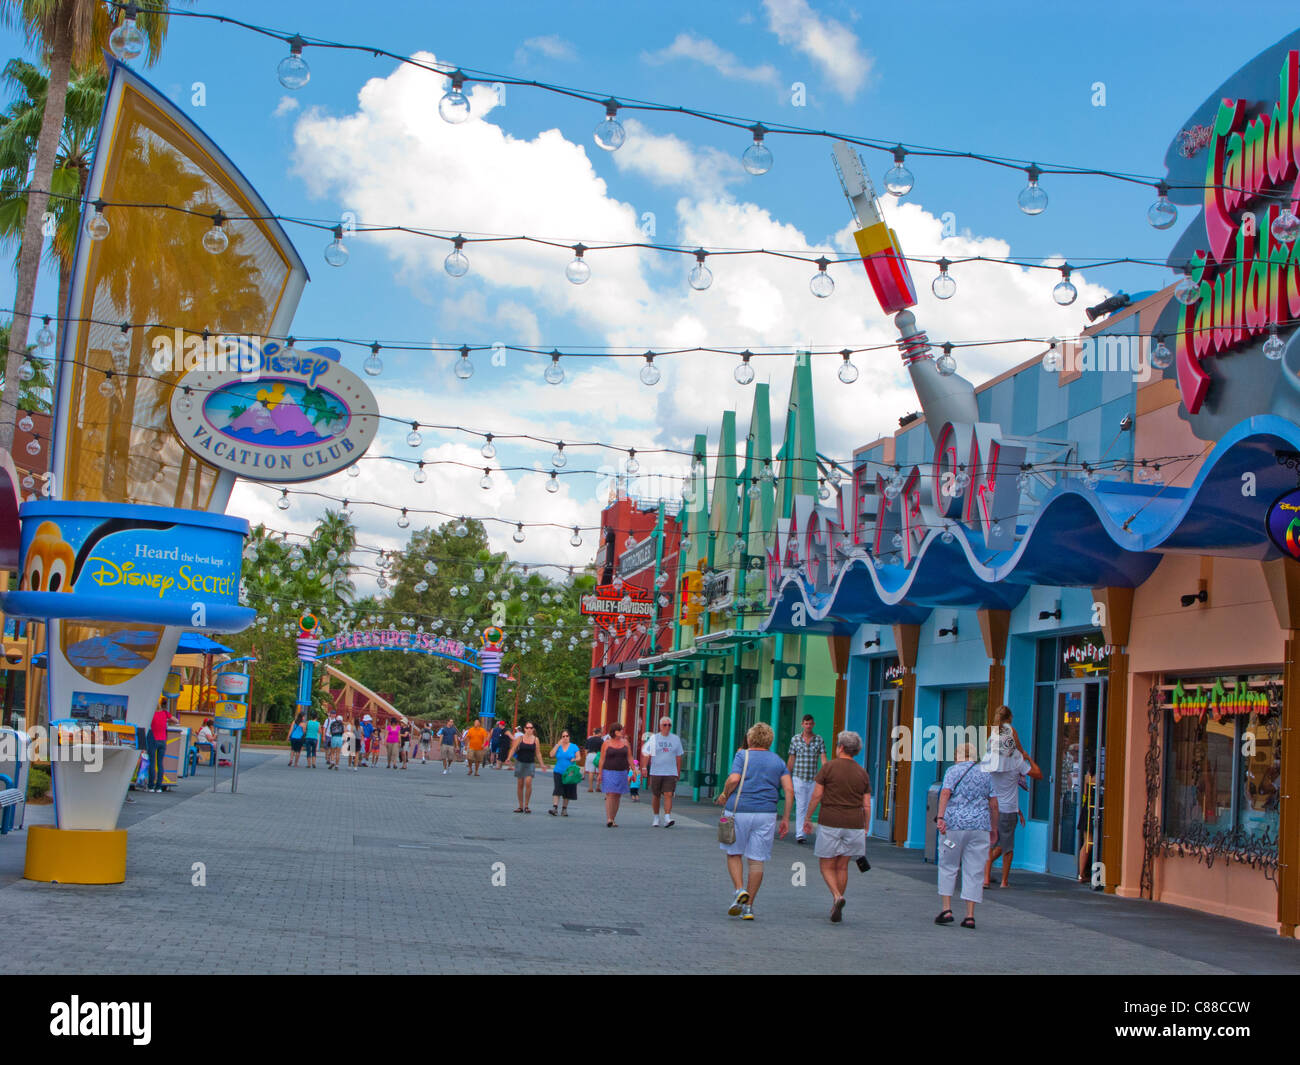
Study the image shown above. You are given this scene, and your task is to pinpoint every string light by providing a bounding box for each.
[688,249,713,291]
[35,316,53,348]
[837,350,859,384]
[413,461,427,483]
[324,224,348,267]
[480,433,495,458]
[513,523,526,543]
[439,69,471,123]
[546,471,559,493]
[565,244,590,285]
[593,98,625,151]
[1147,181,1177,230]
[570,526,583,547]
[109,3,145,62]
[397,508,410,529]
[364,342,383,377]
[1052,265,1077,306]
[277,489,290,510]
[552,441,567,467]
[444,235,469,277]
[454,518,469,537]
[1151,335,1173,370]
[1272,207,1300,245]
[85,199,109,240]
[639,352,661,386]
[277,35,311,89]
[936,342,957,376]
[625,449,639,475]
[479,468,492,490]
[406,422,422,447]
[735,350,755,385]
[544,350,565,385]
[810,257,834,299]
[454,344,474,380]
[203,212,229,254]
[1264,325,1285,361]
[932,257,956,300]
[742,123,773,175]
[1018,165,1047,215]
[1173,269,1200,306]
[883,145,914,196]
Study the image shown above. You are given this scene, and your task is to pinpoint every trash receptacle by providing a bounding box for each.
[924,782,942,862]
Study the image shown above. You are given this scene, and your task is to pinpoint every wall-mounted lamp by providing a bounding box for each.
[1038,607,1062,621]
[938,623,958,638]
[1180,587,1208,608]
[862,636,881,649]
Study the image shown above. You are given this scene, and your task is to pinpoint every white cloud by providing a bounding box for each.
[272,96,300,118]
[285,55,1111,560]
[515,34,577,64]
[641,32,781,88]
[763,0,871,100]
[611,119,744,193]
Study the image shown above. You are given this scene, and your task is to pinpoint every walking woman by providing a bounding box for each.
[599,723,633,827]
[288,712,306,767]
[384,718,401,768]
[549,729,581,817]
[507,722,546,812]
[935,743,999,929]
[303,714,321,768]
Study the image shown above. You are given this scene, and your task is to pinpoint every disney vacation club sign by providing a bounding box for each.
[169,341,378,481]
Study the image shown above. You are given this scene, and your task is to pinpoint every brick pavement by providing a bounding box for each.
[1,750,1297,974]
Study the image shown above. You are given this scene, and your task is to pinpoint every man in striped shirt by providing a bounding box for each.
[787,715,828,844]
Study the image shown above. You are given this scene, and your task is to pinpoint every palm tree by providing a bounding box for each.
[0,0,172,453]
[0,317,51,410]
[0,58,106,355]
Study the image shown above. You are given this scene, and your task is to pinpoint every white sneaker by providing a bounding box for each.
[664,816,675,828]
[653,816,660,827]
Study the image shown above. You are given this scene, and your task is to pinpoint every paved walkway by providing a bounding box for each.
[2,751,1298,974]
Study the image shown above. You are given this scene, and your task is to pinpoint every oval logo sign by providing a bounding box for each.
[215,672,249,696]
[1266,488,1300,559]
[169,342,378,482]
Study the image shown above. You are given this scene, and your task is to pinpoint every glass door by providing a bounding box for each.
[1047,681,1106,879]
[870,691,898,839]
[699,697,720,798]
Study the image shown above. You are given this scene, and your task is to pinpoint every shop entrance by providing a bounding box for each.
[870,690,899,839]
[698,695,720,798]
[1047,680,1106,880]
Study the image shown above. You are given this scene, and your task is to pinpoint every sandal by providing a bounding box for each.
[514,807,524,813]
[548,807,558,816]
[606,821,613,827]
[934,909,954,925]
[961,917,976,929]
[524,807,532,814]
[561,810,569,817]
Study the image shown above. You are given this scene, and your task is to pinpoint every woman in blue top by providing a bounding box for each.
[934,743,998,929]
[548,730,580,817]
[303,715,321,769]
[288,712,306,767]
[712,722,793,921]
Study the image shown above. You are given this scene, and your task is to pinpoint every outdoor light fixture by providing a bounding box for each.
[1120,414,1133,432]
[1038,607,1062,621]
[938,623,958,637]
[689,249,713,291]
[862,634,881,649]
[810,257,835,298]
[742,123,772,175]
[1181,584,1208,608]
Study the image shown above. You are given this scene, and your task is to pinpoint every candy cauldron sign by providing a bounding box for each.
[169,341,378,481]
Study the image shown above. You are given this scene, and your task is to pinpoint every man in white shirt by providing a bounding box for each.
[982,746,1041,887]
[646,716,684,827]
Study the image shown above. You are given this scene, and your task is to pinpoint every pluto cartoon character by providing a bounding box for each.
[21,521,75,592]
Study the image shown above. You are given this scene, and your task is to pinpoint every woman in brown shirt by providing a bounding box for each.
[803,730,872,923]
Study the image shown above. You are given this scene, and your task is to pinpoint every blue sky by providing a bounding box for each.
[3,1,1299,579]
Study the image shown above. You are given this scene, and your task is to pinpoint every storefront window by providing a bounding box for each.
[1161,674,1282,848]
[938,686,987,779]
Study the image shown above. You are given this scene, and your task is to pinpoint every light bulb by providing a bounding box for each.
[376,574,388,590]
[546,473,559,494]
[735,352,754,385]
[883,147,914,196]
[626,452,640,475]
[444,246,470,277]
[98,374,116,398]
[413,463,427,483]
[454,347,474,379]
[810,258,834,298]
[1173,273,1200,306]
[407,425,422,448]
[277,491,290,510]
[439,71,471,123]
[552,444,567,468]
[837,352,859,384]
[364,346,383,377]
[883,477,902,501]
[544,353,565,385]
[1018,165,1047,215]
[940,524,956,545]
[346,464,359,477]
[932,259,956,299]
[35,318,53,348]
[18,413,33,433]
[1272,207,1300,244]
[277,40,310,90]
[203,220,229,254]
[1083,469,1100,490]
[593,100,625,151]
[424,561,438,575]
[109,15,146,62]
[454,520,469,538]
[1264,328,1285,361]
[747,480,761,499]
[479,470,492,490]
[324,226,348,267]
[1017,471,1031,494]
[565,248,590,285]
[17,362,33,383]
[639,354,662,386]
[688,259,713,292]
[1052,269,1078,306]
[953,469,970,494]
[397,511,410,529]
[570,528,583,547]
[111,329,130,356]
[513,524,525,543]
[681,482,696,504]
[85,205,110,241]
[1150,338,1172,370]
[1147,183,1177,230]
[935,345,957,376]
[742,125,772,175]
[176,388,193,413]
[819,481,831,501]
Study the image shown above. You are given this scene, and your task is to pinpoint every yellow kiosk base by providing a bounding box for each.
[24,825,127,884]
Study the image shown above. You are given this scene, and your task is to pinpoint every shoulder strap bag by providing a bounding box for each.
[717,750,750,844]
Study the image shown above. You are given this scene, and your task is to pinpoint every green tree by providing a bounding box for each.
[0,0,174,451]
[0,318,51,410]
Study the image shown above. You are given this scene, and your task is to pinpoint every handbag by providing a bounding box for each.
[717,750,750,844]
[561,752,583,786]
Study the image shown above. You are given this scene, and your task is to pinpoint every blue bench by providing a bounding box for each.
[0,774,21,835]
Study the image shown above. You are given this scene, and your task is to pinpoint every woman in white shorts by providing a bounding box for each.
[713,722,793,921]
[803,730,872,923]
